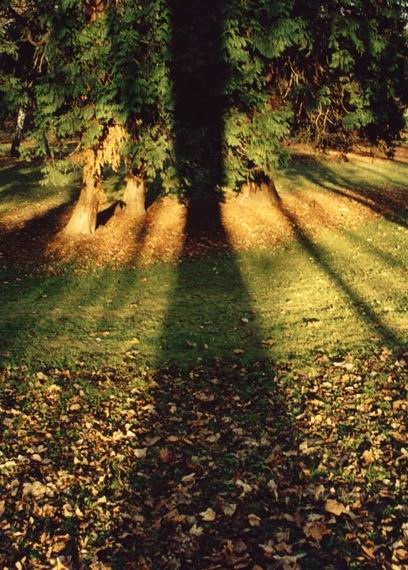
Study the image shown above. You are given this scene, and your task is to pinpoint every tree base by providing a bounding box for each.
[123,175,146,217]
[64,203,98,235]
[238,177,281,206]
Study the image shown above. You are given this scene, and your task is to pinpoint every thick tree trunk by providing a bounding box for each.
[10,106,26,158]
[239,175,281,206]
[123,174,146,217]
[64,152,105,235]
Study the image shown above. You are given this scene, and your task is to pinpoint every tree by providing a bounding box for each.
[282,0,408,153]
[1,0,406,234]
[29,0,175,234]
[0,0,48,157]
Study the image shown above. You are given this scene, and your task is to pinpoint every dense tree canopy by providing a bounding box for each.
[0,0,407,233]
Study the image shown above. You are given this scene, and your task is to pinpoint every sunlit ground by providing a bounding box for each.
[0,146,407,368]
[0,146,407,568]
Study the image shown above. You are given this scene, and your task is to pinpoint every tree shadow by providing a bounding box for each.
[1,7,405,570]
[93,2,342,567]
[341,226,405,270]
[0,202,72,271]
[0,160,44,202]
[276,198,402,346]
[284,153,408,229]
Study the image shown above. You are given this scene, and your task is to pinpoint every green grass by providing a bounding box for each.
[0,145,407,568]
[0,148,407,369]
[0,160,78,218]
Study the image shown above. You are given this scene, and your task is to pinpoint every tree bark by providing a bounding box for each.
[10,106,26,158]
[64,151,105,235]
[239,175,281,206]
[123,174,146,217]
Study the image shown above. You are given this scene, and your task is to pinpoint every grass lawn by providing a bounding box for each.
[0,147,406,370]
[0,146,407,568]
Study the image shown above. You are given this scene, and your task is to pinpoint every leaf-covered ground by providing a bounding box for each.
[1,349,407,569]
[0,145,407,568]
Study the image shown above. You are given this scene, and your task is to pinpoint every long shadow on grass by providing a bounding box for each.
[277,199,402,346]
[285,154,408,229]
[100,200,306,567]
[94,0,306,564]
[94,1,352,564]
[0,216,151,368]
[0,202,72,270]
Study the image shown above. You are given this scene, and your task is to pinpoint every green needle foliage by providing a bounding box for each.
[0,0,407,229]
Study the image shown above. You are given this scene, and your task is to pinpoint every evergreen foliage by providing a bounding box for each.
[1,0,407,205]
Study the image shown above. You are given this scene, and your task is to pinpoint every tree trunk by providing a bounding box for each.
[64,152,105,235]
[239,175,281,206]
[10,106,26,158]
[123,174,146,217]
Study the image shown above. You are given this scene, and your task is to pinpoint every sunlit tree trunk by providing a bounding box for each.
[63,0,107,235]
[123,172,146,217]
[240,175,281,205]
[10,106,26,158]
[64,150,106,235]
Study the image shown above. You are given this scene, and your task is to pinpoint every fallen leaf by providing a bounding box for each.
[194,391,214,402]
[181,472,196,483]
[259,541,274,555]
[189,524,203,536]
[223,503,237,516]
[36,372,48,381]
[362,449,375,465]
[134,448,147,459]
[248,513,262,527]
[52,534,70,554]
[236,479,252,496]
[361,544,376,560]
[267,478,278,500]
[158,448,173,463]
[303,521,331,542]
[325,499,346,517]
[200,507,216,521]
[62,503,74,518]
[164,508,186,524]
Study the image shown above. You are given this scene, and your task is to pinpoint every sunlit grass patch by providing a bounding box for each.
[0,212,406,369]
[0,147,407,369]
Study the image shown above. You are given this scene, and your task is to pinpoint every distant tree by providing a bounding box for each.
[222,0,408,199]
[0,0,49,156]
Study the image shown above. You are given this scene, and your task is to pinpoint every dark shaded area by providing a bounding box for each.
[96,200,125,228]
[0,202,72,270]
[169,0,227,199]
[0,160,44,202]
